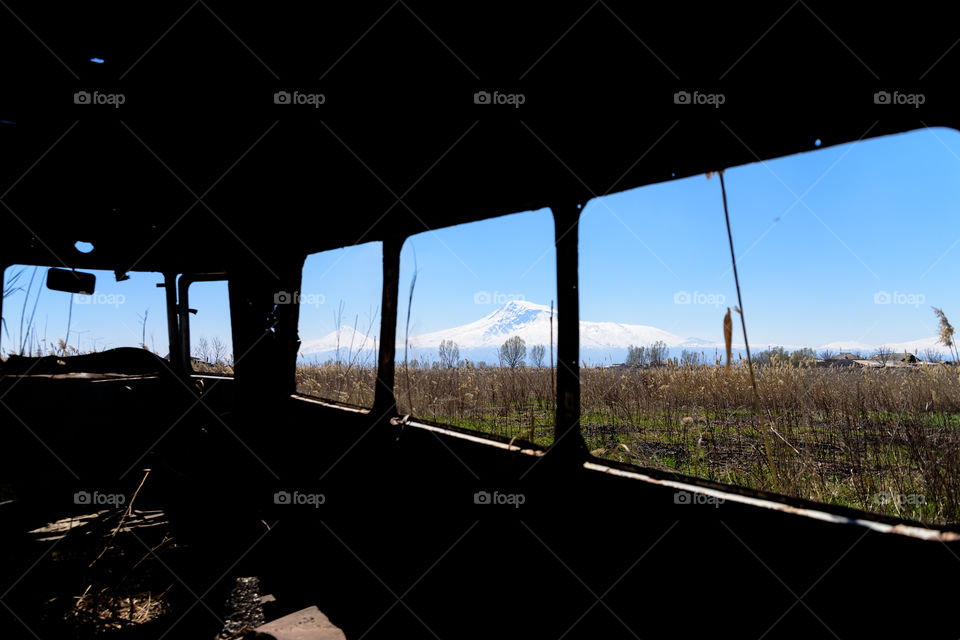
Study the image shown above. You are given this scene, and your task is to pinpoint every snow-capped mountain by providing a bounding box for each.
[885,337,947,354]
[299,325,378,361]
[406,300,555,350]
[817,340,876,353]
[405,300,708,351]
[405,300,714,353]
[299,300,715,362]
[298,299,949,363]
[817,337,947,355]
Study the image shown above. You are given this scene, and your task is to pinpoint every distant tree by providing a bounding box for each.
[499,336,526,368]
[194,336,210,363]
[873,345,891,365]
[438,339,460,368]
[818,348,835,361]
[530,344,546,368]
[680,349,701,366]
[626,345,646,367]
[789,348,817,366]
[754,346,789,366]
[649,340,668,364]
[769,346,790,363]
[211,336,227,364]
[923,347,942,363]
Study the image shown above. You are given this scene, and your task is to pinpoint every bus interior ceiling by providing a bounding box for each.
[1,2,959,638]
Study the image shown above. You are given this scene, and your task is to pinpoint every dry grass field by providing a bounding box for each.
[296,360,960,525]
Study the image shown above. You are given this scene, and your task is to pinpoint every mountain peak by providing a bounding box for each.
[299,324,377,355]
[493,299,553,313]
[480,300,552,338]
[298,299,950,360]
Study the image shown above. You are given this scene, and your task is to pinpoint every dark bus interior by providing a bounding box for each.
[2,3,959,638]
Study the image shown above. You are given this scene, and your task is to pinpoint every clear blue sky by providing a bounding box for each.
[397,209,558,337]
[594,125,960,348]
[1,269,169,355]
[397,126,960,349]
[299,242,383,341]
[4,127,960,357]
[581,127,960,347]
[0,271,232,356]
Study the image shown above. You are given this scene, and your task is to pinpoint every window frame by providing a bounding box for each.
[292,243,385,410]
[178,273,233,377]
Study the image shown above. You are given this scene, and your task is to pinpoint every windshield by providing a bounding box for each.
[1,266,168,357]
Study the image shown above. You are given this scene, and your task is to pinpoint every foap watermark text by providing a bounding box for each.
[474,90,525,108]
[873,491,925,507]
[474,490,525,508]
[75,293,126,307]
[274,91,326,107]
[274,490,326,507]
[674,90,725,108]
[74,91,125,108]
[874,291,924,307]
[274,291,325,307]
[674,491,724,507]
[74,490,126,506]
[474,290,525,305]
[874,91,925,108]
[674,291,726,308]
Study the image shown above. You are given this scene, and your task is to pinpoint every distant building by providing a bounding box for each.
[836,352,921,368]
[822,351,919,368]
[868,352,919,366]
[822,353,861,367]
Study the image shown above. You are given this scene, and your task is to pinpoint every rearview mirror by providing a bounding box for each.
[46,268,96,295]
